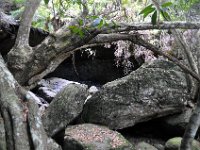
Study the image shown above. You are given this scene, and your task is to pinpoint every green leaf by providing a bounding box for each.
[69,25,84,38]
[161,2,173,8]
[143,7,155,18]
[14,0,25,3]
[78,19,83,26]
[78,30,84,38]
[139,4,155,18]
[139,4,153,15]
[161,10,171,21]
[44,0,50,5]
[122,0,129,5]
[69,26,79,33]
[87,15,99,19]
[151,10,157,25]
[97,19,104,29]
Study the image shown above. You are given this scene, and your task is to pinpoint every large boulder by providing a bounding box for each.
[63,124,134,150]
[81,60,190,129]
[42,83,88,136]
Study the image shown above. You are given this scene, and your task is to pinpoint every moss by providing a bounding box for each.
[165,137,200,150]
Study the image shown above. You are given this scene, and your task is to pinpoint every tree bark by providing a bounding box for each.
[7,0,42,85]
[0,54,61,149]
[0,55,30,149]
[1,0,61,149]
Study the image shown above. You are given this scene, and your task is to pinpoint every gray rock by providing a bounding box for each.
[135,142,158,150]
[37,77,81,103]
[81,60,189,129]
[63,124,134,150]
[42,84,88,136]
[165,137,200,150]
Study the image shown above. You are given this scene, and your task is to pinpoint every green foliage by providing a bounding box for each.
[139,4,155,18]
[10,7,24,19]
[167,0,200,20]
[139,1,172,24]
[44,0,50,5]
[13,0,198,31]
[14,0,25,4]
[69,25,84,38]
[161,10,171,21]
[174,0,199,11]
[151,11,157,25]
[161,2,173,8]
[121,0,131,5]
[70,0,82,5]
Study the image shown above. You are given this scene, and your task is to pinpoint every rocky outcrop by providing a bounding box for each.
[63,124,134,150]
[81,60,190,129]
[42,83,88,137]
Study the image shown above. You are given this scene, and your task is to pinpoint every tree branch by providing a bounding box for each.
[117,22,200,30]
[14,0,42,47]
[7,0,42,84]
[26,32,200,89]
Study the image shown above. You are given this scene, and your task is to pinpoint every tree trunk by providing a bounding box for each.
[7,0,42,85]
[0,54,61,149]
[180,89,200,150]
[0,0,61,149]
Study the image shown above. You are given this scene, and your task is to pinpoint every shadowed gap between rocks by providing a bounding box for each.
[45,45,144,85]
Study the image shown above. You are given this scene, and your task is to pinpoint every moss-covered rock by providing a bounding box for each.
[165,137,200,150]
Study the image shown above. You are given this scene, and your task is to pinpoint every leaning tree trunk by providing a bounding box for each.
[0,0,61,149]
[0,56,29,149]
[7,0,42,85]
[0,55,61,150]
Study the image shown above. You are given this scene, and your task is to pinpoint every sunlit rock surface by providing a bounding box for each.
[63,124,134,150]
